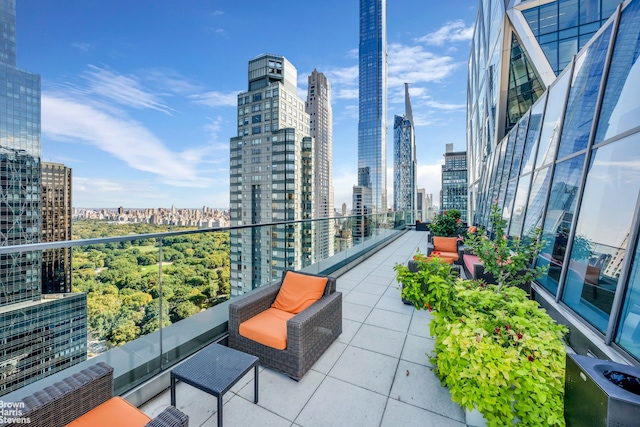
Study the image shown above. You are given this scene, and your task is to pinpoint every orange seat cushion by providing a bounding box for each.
[239,307,295,350]
[65,397,151,427]
[433,236,458,254]
[271,271,328,314]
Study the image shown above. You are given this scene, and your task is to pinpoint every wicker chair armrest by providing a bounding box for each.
[145,406,189,427]
[13,362,113,427]
[286,292,342,353]
[426,246,434,257]
[229,284,281,330]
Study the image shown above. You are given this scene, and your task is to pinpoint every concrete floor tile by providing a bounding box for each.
[381,398,467,427]
[343,290,381,307]
[353,282,388,296]
[350,324,406,358]
[364,308,411,333]
[201,394,291,427]
[401,334,435,367]
[342,301,373,322]
[311,341,347,375]
[328,346,397,395]
[335,318,362,345]
[295,377,386,427]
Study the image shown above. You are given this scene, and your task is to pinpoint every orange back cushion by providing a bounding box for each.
[433,236,458,253]
[271,271,328,314]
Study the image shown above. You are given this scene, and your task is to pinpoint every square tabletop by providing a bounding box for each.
[171,343,259,396]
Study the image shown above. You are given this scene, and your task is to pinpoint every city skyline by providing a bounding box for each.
[16,0,476,210]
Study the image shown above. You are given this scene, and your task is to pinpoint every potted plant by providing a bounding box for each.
[464,202,547,293]
[429,209,464,238]
[397,252,567,426]
[394,252,458,306]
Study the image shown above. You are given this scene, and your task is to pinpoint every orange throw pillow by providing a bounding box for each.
[271,271,328,314]
[433,236,458,253]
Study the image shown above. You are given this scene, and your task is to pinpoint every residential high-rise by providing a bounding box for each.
[229,54,313,296]
[393,83,416,212]
[467,0,640,363]
[352,186,372,244]
[41,162,72,294]
[356,0,387,213]
[306,70,334,261]
[441,144,467,222]
[0,0,86,396]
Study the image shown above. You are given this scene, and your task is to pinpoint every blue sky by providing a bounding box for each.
[16,0,477,210]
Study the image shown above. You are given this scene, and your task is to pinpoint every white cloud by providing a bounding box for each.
[387,43,460,88]
[416,20,474,46]
[144,68,203,95]
[81,65,175,115]
[42,93,213,188]
[190,90,240,107]
[71,42,93,52]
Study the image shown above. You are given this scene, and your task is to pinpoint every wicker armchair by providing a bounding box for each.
[228,271,342,380]
[6,362,188,427]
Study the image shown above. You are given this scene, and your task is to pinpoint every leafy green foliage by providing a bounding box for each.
[72,220,230,350]
[465,202,547,292]
[395,253,567,426]
[429,209,464,237]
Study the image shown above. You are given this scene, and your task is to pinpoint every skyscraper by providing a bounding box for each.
[41,162,72,294]
[467,0,640,363]
[229,54,313,295]
[393,83,416,212]
[441,144,468,222]
[357,0,387,213]
[306,70,334,261]
[0,0,86,396]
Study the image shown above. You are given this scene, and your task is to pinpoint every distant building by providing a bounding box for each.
[393,83,416,213]
[357,0,387,213]
[306,69,334,262]
[441,143,467,222]
[0,0,86,396]
[352,186,372,244]
[41,162,72,294]
[229,54,313,295]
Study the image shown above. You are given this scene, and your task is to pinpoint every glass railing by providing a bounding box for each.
[0,211,412,398]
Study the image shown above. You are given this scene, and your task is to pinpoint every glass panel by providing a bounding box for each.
[616,240,640,362]
[558,37,578,71]
[522,166,552,237]
[579,0,600,24]
[601,0,620,18]
[536,70,572,168]
[535,154,585,295]
[559,0,579,30]
[595,0,640,144]
[509,112,529,181]
[521,93,546,175]
[539,2,559,34]
[557,24,613,159]
[562,133,640,333]
[508,172,532,238]
[501,127,518,185]
[523,8,539,36]
[502,179,518,224]
[541,41,559,75]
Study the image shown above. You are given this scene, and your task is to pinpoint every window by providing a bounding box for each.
[252,104,262,112]
[252,126,261,134]
[252,115,261,123]
[253,93,262,102]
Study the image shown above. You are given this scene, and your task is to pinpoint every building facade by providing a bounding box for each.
[441,144,468,222]
[229,54,313,295]
[393,83,416,213]
[467,0,640,364]
[357,0,387,213]
[351,185,372,244]
[41,162,72,294]
[0,0,86,396]
[306,70,334,262]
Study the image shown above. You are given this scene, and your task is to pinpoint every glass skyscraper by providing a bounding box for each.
[393,83,416,212]
[0,0,86,396]
[468,0,640,364]
[441,144,468,222]
[357,0,387,213]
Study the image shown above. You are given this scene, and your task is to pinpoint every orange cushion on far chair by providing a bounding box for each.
[433,236,458,254]
[239,307,295,350]
[271,271,328,314]
[65,397,151,427]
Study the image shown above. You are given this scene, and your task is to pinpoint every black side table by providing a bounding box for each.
[170,343,259,427]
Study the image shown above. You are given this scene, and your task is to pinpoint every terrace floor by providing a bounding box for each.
[139,230,469,426]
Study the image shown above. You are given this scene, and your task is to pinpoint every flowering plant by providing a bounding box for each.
[464,202,547,292]
[429,209,465,237]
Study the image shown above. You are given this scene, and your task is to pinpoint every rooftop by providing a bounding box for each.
[138,230,468,426]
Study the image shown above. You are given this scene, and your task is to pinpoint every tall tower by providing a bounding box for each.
[41,162,73,294]
[229,54,313,296]
[0,0,86,396]
[393,83,416,212]
[357,0,387,213]
[306,70,333,261]
[441,144,468,222]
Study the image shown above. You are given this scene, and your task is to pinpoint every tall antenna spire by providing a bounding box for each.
[404,82,413,124]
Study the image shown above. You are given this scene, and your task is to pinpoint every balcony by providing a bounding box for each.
[136,229,465,426]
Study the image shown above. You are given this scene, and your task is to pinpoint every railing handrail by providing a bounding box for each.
[0,212,408,255]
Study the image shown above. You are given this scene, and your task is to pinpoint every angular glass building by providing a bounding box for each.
[0,0,86,396]
[467,0,640,363]
[357,0,387,213]
[393,83,416,212]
